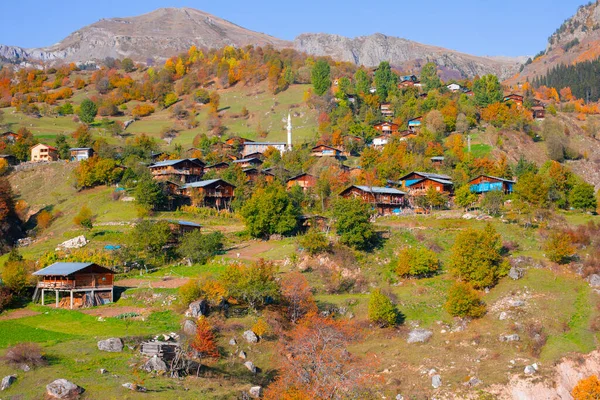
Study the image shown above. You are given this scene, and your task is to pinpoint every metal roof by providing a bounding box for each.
[69,148,93,151]
[33,262,98,276]
[471,175,516,184]
[169,220,201,228]
[232,157,262,163]
[399,171,452,181]
[243,142,286,146]
[406,177,454,186]
[182,179,232,189]
[150,158,203,168]
[353,185,406,195]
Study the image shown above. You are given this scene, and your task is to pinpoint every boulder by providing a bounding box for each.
[396,395,404,400]
[509,299,525,307]
[508,267,525,280]
[499,312,508,321]
[249,386,263,398]
[239,350,247,359]
[243,330,259,344]
[1,375,16,391]
[524,365,536,375]
[99,369,107,375]
[499,334,520,342]
[229,338,237,346]
[186,300,209,318]
[407,328,433,343]
[55,235,88,251]
[46,379,84,399]
[122,382,147,392]
[432,374,442,389]
[244,361,257,374]
[463,377,482,387]
[589,274,600,287]
[97,338,123,352]
[143,356,168,373]
[20,364,30,372]
[182,320,197,336]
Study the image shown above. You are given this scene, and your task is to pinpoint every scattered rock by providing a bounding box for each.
[396,395,404,400]
[244,361,257,374]
[122,382,147,392]
[432,374,442,389]
[508,266,525,280]
[99,369,108,375]
[182,320,197,336]
[1,375,16,391]
[589,274,600,287]
[499,312,508,320]
[97,338,123,352]
[46,379,84,399]
[20,364,30,372]
[186,299,209,318]
[229,338,237,346]
[143,356,168,373]
[269,234,283,241]
[532,363,539,371]
[499,334,520,342]
[55,235,88,251]
[407,328,433,343]
[249,385,263,398]
[239,350,247,359]
[243,330,259,344]
[509,299,525,307]
[524,365,536,375]
[463,377,482,387]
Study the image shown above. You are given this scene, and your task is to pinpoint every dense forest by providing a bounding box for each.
[533,56,600,102]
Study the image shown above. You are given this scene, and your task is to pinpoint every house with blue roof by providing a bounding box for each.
[469,175,515,194]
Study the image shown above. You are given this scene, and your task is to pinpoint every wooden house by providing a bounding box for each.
[204,161,230,173]
[243,168,274,183]
[469,175,515,194]
[0,131,20,144]
[311,144,343,158]
[374,121,399,135]
[33,262,114,309]
[31,143,58,162]
[340,185,407,215]
[226,136,254,146]
[242,142,287,157]
[242,152,266,161]
[430,156,445,166]
[532,105,546,120]
[398,130,417,140]
[180,179,236,209]
[503,94,524,107]
[380,103,394,117]
[167,220,201,241]
[287,173,317,192]
[372,135,390,149]
[399,172,453,188]
[0,154,18,165]
[69,148,94,161]
[408,117,423,132]
[403,176,454,199]
[232,157,263,168]
[149,158,205,184]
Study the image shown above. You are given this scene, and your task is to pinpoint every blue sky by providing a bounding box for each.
[0,0,587,56]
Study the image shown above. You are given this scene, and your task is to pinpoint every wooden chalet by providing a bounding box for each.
[469,175,515,194]
[311,144,343,158]
[204,161,230,173]
[232,157,263,168]
[225,136,254,146]
[399,172,453,188]
[243,152,266,160]
[408,117,423,132]
[0,131,20,143]
[31,143,58,162]
[167,220,201,241]
[33,262,114,309]
[0,154,18,165]
[243,168,274,183]
[380,103,394,117]
[532,105,546,119]
[69,147,94,161]
[398,130,417,140]
[374,121,399,135]
[149,158,205,184]
[287,173,317,192]
[403,176,454,199]
[180,179,236,209]
[430,156,445,166]
[340,185,407,215]
[503,94,524,107]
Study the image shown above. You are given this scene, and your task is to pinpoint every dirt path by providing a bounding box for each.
[224,240,277,261]
[0,309,41,321]
[116,277,190,289]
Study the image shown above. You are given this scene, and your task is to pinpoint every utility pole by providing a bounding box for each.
[467,133,471,153]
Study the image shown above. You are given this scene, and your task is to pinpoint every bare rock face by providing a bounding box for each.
[46,379,84,399]
[182,320,197,336]
[294,33,522,80]
[97,338,123,352]
[407,328,433,343]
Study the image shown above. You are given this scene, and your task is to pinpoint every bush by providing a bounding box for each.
[179,279,202,306]
[3,343,47,368]
[163,92,179,108]
[240,184,300,238]
[194,89,210,104]
[177,230,224,265]
[73,205,93,230]
[1,261,29,294]
[298,228,329,255]
[252,318,271,337]
[444,282,486,318]
[0,159,9,175]
[131,104,155,118]
[368,289,400,327]
[394,247,440,277]
[572,375,600,400]
[36,210,53,230]
[0,287,13,312]
[544,231,575,264]
[219,260,280,310]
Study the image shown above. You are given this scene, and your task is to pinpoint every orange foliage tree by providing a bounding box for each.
[572,375,600,400]
[190,317,220,364]
[281,272,317,323]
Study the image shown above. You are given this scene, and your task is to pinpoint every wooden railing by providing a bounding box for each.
[37,282,112,290]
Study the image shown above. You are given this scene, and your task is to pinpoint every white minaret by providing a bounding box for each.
[287,112,293,151]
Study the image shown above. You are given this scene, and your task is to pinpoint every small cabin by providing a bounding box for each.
[204,162,230,173]
[407,117,423,132]
[232,157,263,168]
[399,172,452,188]
[287,173,317,192]
[311,144,343,158]
[430,156,445,166]
[405,176,454,197]
[31,144,58,162]
[243,168,274,183]
[340,185,407,215]
[469,175,515,194]
[372,135,390,149]
[0,131,20,144]
[167,220,201,242]
[398,130,417,140]
[69,147,94,161]
[180,179,236,209]
[33,262,114,309]
[380,103,394,117]
[447,83,461,92]
[149,158,205,184]
[532,105,546,120]
[503,94,524,107]
[374,122,399,135]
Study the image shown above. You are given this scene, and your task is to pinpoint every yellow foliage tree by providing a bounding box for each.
[572,375,600,400]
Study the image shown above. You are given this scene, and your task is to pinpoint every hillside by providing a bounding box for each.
[295,33,523,80]
[0,7,290,64]
[508,2,600,85]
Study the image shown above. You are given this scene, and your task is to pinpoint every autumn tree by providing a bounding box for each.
[544,231,575,264]
[394,247,440,277]
[444,281,486,318]
[425,109,445,135]
[473,74,503,107]
[368,289,400,327]
[281,272,317,323]
[220,260,280,310]
[449,223,508,288]
[78,99,97,124]
[190,317,220,365]
[454,185,478,210]
[36,210,53,230]
[73,205,93,230]
[311,60,331,96]
[572,375,600,400]
[264,315,375,400]
[0,159,8,176]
